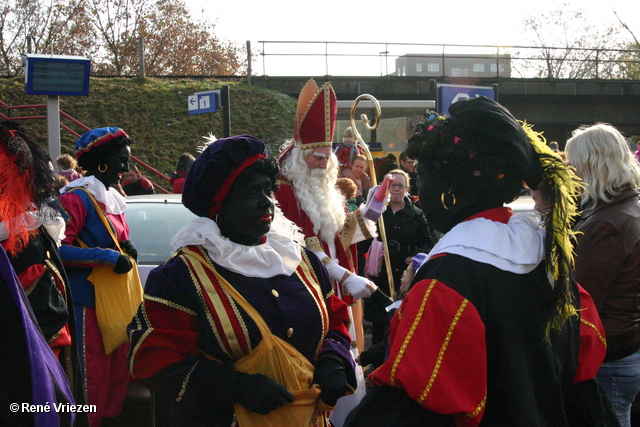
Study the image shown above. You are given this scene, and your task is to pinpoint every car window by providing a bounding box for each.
[126,202,197,265]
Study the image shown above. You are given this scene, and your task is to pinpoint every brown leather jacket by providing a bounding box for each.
[573,186,640,360]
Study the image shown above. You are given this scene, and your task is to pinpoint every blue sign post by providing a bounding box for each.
[188,90,219,115]
[437,84,495,114]
[21,54,91,163]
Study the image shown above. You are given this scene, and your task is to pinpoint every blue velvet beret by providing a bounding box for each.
[75,127,129,160]
[182,135,268,217]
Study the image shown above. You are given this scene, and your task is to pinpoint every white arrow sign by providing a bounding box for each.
[188,95,197,111]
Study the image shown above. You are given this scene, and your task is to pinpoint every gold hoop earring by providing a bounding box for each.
[441,190,456,210]
[98,164,108,173]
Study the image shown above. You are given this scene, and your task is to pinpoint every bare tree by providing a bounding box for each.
[0,0,245,77]
[137,0,246,76]
[610,7,640,79]
[85,0,148,75]
[515,3,628,79]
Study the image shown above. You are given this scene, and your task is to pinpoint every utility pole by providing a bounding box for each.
[246,41,252,85]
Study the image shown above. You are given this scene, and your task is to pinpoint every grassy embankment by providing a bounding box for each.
[0,77,297,191]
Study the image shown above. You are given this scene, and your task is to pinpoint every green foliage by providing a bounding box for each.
[619,42,640,79]
[0,77,296,191]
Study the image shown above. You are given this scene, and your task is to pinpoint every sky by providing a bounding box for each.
[185,0,640,76]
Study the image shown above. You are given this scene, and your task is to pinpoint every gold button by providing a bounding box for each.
[46,251,50,259]
[287,328,294,337]
[271,289,279,298]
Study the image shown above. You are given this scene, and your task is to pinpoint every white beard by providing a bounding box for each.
[282,147,346,243]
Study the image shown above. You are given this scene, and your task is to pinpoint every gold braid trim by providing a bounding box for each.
[299,142,333,149]
[176,360,199,402]
[128,303,156,376]
[339,212,356,251]
[417,299,469,404]
[467,393,487,419]
[355,209,373,240]
[143,294,197,316]
[305,236,324,253]
[580,317,607,348]
[389,279,436,386]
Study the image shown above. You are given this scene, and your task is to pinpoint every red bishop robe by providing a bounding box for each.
[275,179,374,305]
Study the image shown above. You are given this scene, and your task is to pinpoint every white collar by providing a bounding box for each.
[171,217,302,278]
[60,176,127,215]
[424,212,545,274]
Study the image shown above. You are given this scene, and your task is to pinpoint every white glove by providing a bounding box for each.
[313,252,348,282]
[313,251,377,299]
[343,273,377,300]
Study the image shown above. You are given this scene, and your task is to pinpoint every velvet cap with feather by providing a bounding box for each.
[75,127,129,161]
[182,134,268,218]
[410,98,582,336]
[0,121,55,255]
[448,96,544,190]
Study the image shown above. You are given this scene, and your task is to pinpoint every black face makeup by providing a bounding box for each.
[418,164,452,233]
[216,168,275,246]
[95,145,131,188]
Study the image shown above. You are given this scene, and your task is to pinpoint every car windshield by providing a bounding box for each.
[126,201,197,265]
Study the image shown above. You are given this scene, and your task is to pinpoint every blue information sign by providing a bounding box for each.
[438,84,495,114]
[22,54,91,96]
[188,90,219,115]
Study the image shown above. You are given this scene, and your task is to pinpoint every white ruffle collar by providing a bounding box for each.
[425,212,545,274]
[60,176,127,215]
[171,217,302,278]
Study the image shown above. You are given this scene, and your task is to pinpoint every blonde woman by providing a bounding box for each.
[566,123,640,427]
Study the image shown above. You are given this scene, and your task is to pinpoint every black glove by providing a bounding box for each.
[113,253,133,274]
[313,352,350,407]
[219,368,294,415]
[358,342,386,369]
[120,239,138,262]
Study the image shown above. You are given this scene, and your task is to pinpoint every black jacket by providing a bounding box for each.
[372,197,436,294]
[365,197,436,323]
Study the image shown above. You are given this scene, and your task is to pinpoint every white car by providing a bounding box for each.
[125,194,197,286]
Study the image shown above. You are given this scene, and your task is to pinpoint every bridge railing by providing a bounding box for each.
[256,41,640,79]
[0,100,171,193]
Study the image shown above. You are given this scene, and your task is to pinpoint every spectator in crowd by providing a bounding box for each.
[170,152,195,194]
[399,150,419,198]
[346,97,615,426]
[127,135,357,426]
[566,123,640,427]
[121,163,154,196]
[0,121,81,427]
[275,79,378,427]
[56,153,83,183]
[334,126,365,170]
[363,169,436,345]
[340,154,371,204]
[54,174,69,193]
[58,127,143,426]
[336,177,359,212]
